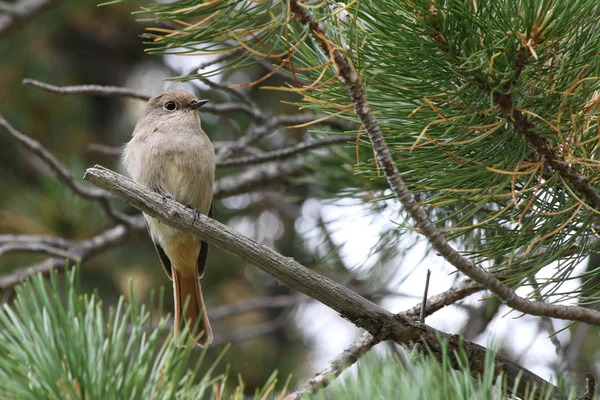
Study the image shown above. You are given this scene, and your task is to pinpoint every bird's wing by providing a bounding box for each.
[197,202,212,278]
[146,220,173,280]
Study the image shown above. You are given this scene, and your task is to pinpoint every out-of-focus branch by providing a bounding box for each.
[213,162,302,198]
[22,79,150,100]
[88,136,354,168]
[84,166,562,400]
[0,222,144,290]
[22,78,355,132]
[210,312,290,347]
[218,135,354,167]
[0,242,81,261]
[288,0,600,326]
[181,48,245,76]
[0,116,136,226]
[88,141,266,157]
[0,0,55,37]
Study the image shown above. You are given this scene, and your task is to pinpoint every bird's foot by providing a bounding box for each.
[185,204,202,224]
[153,188,173,204]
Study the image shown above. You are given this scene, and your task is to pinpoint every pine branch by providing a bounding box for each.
[288,0,600,326]
[84,165,562,400]
[284,332,377,400]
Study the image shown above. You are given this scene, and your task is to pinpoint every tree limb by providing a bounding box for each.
[84,165,562,399]
[288,0,600,326]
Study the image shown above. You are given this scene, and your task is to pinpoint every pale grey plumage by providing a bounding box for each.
[122,89,215,346]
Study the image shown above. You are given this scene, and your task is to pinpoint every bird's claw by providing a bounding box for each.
[153,188,173,203]
[185,204,202,224]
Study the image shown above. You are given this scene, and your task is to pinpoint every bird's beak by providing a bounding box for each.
[190,99,209,109]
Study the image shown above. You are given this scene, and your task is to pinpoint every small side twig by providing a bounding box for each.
[213,162,302,199]
[218,135,355,167]
[420,269,432,323]
[22,79,150,100]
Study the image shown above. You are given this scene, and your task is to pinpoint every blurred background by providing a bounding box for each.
[0,0,595,394]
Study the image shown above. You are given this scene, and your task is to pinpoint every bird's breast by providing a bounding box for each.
[124,130,215,214]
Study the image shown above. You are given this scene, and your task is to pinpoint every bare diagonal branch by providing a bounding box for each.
[83,165,562,399]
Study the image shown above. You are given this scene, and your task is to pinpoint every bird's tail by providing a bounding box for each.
[172,267,213,347]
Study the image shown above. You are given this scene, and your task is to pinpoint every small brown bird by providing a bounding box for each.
[122,89,215,347]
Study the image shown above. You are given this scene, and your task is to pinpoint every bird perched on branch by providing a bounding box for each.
[122,89,215,347]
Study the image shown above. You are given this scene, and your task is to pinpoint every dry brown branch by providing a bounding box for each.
[84,165,562,400]
[288,0,600,326]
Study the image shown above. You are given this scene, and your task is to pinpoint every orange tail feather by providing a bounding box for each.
[172,268,213,347]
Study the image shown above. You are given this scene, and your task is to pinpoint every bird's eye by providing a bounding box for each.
[164,101,177,111]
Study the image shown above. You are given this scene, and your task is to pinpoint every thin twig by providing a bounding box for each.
[218,135,355,167]
[181,48,245,76]
[87,141,266,158]
[288,0,600,327]
[22,79,150,100]
[420,269,432,323]
[88,143,122,156]
[0,223,142,290]
[284,332,377,400]
[0,116,136,226]
[22,78,356,132]
[210,312,290,347]
[0,243,81,261]
[213,162,302,198]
